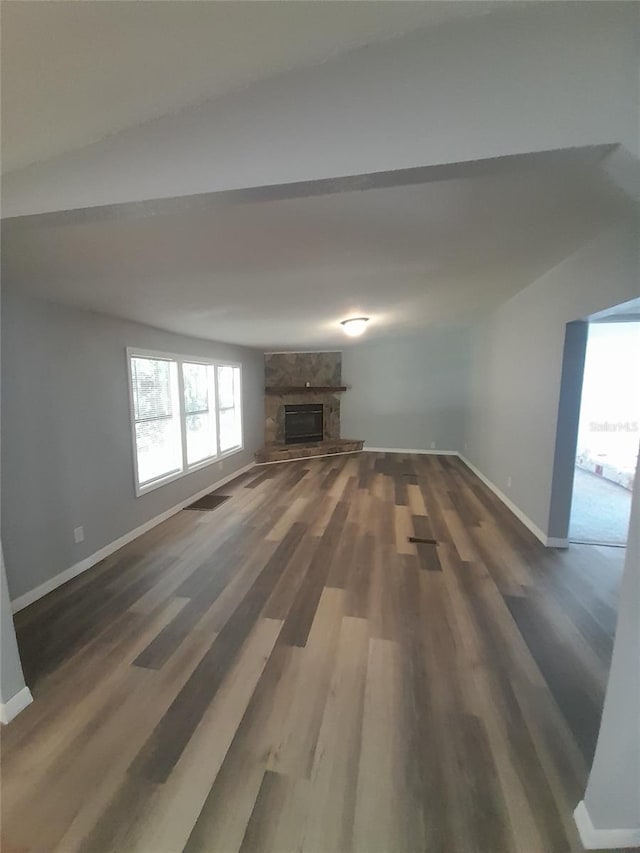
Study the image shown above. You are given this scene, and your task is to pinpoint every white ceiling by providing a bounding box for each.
[0,1,498,173]
[3,156,630,349]
[1,2,635,351]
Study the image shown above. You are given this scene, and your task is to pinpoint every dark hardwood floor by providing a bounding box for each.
[1,453,624,852]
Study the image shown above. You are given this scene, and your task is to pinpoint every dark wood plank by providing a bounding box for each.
[278,501,349,647]
[416,543,443,571]
[346,532,375,618]
[244,469,277,489]
[454,714,516,853]
[394,477,408,506]
[397,554,454,852]
[132,549,242,670]
[505,594,604,766]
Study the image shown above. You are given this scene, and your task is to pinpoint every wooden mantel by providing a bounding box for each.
[265,386,348,395]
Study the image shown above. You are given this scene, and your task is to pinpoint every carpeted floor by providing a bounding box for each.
[570,466,632,545]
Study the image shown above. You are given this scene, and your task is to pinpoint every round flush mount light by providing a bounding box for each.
[340,317,369,337]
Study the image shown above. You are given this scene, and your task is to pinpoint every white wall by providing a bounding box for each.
[3,2,638,217]
[341,329,470,452]
[0,550,28,710]
[1,289,264,603]
[577,454,640,846]
[464,218,639,538]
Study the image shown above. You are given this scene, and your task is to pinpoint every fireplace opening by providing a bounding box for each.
[284,404,323,444]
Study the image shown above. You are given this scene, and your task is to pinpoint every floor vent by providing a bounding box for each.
[408,536,437,545]
[184,494,230,512]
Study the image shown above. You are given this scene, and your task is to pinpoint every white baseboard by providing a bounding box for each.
[10,463,256,613]
[363,448,565,548]
[544,537,569,548]
[257,446,456,465]
[0,686,33,724]
[10,446,567,614]
[457,455,568,549]
[364,446,459,456]
[574,800,640,849]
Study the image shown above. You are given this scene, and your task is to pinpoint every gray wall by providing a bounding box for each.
[341,329,470,452]
[1,289,264,602]
[547,321,589,541]
[1,551,27,704]
[1,284,28,707]
[464,219,639,537]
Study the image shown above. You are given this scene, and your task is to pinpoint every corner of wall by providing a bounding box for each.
[0,686,33,725]
[574,800,640,850]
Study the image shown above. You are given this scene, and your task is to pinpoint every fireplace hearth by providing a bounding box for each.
[284,404,323,444]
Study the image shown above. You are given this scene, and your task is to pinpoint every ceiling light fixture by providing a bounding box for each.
[340,317,369,337]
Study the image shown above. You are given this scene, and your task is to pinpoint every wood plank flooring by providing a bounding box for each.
[1,453,625,853]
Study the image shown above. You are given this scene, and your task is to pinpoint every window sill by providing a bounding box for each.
[136,444,244,497]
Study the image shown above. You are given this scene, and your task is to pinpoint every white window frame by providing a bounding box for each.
[126,347,244,496]
[216,363,244,456]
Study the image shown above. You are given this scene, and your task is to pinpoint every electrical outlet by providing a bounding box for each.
[430,441,436,449]
[74,526,85,544]
[464,442,468,451]
[507,476,512,488]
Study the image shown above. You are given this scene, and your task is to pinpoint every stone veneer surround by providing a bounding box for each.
[264,352,342,445]
[265,352,341,388]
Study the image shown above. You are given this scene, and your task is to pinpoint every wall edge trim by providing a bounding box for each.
[458,455,567,548]
[0,686,33,725]
[574,800,640,849]
[10,444,571,614]
[363,446,459,456]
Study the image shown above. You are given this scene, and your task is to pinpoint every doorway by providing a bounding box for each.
[569,321,639,546]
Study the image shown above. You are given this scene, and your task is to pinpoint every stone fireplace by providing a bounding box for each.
[263,352,343,445]
[255,351,363,463]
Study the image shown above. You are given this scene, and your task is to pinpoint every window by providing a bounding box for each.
[218,364,242,452]
[130,356,182,487]
[127,349,243,495]
[183,362,217,465]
